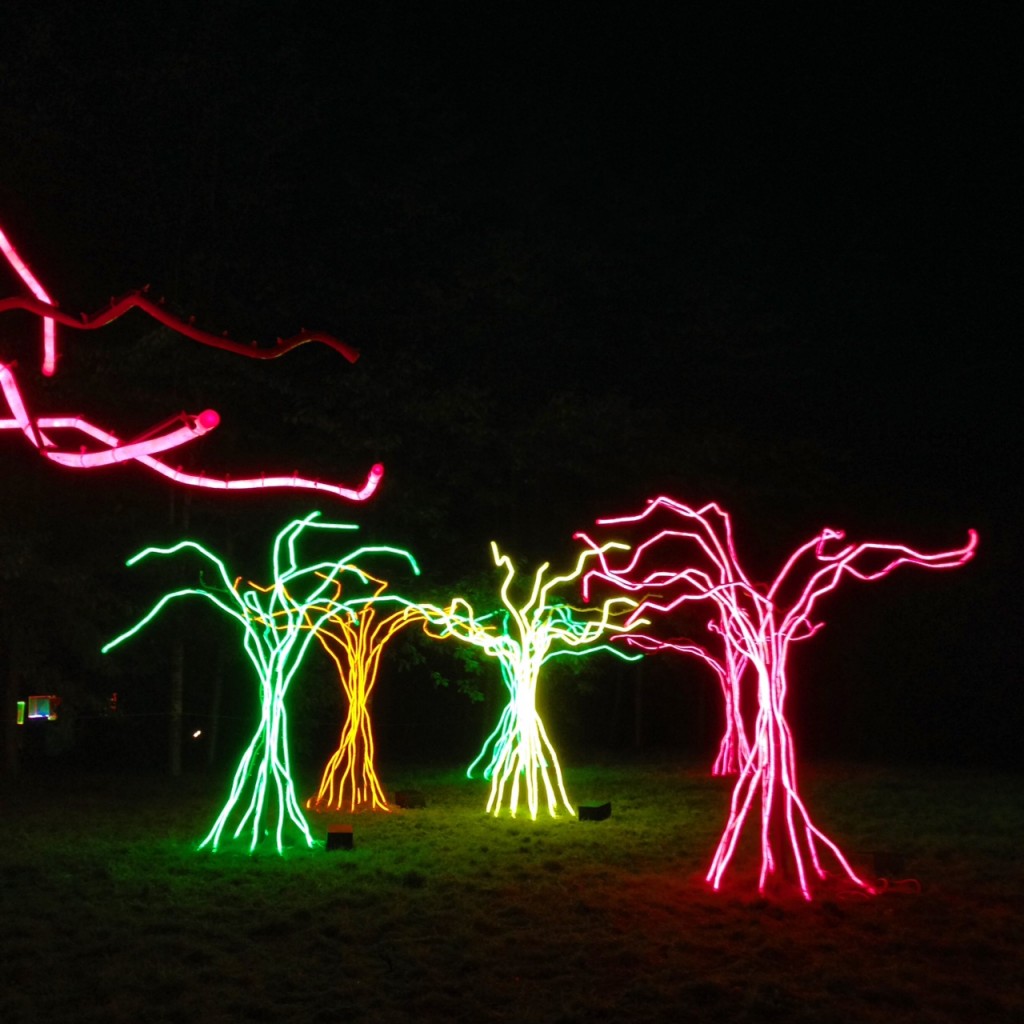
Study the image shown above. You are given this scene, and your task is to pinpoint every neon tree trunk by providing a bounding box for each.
[579,497,977,899]
[202,640,315,852]
[425,541,644,819]
[468,640,575,820]
[307,602,427,813]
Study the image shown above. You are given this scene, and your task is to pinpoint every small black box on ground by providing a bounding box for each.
[326,824,354,851]
[578,802,611,822]
[394,789,426,809]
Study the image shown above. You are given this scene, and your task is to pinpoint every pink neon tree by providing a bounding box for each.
[1,222,382,500]
[578,497,977,899]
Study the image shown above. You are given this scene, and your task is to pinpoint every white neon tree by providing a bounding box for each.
[579,497,977,899]
[424,541,644,819]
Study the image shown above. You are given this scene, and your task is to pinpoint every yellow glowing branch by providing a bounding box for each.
[423,540,645,819]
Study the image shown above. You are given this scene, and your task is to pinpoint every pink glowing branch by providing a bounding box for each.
[1,361,383,500]
[581,497,977,899]
[0,290,360,366]
[2,222,358,370]
[0,224,57,375]
[2,221,382,501]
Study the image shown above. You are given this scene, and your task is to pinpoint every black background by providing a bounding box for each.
[1,3,1018,771]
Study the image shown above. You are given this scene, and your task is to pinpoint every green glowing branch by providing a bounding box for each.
[424,540,644,819]
[103,513,405,854]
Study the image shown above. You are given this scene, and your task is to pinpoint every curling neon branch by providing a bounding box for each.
[1,220,382,501]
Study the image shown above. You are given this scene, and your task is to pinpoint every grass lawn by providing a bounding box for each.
[1,758,1021,1023]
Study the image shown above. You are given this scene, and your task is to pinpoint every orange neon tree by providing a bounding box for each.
[423,541,645,819]
[295,560,433,813]
[579,497,977,899]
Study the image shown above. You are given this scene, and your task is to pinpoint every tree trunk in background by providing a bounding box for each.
[167,488,191,777]
[169,637,183,777]
[206,640,224,771]
[633,658,645,750]
[1,603,18,778]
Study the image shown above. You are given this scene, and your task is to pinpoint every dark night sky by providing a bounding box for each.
[1,3,1019,767]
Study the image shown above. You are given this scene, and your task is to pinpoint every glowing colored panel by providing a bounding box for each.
[16,701,25,726]
[27,695,58,720]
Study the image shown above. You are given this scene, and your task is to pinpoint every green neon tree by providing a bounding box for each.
[103,513,415,853]
[424,541,645,819]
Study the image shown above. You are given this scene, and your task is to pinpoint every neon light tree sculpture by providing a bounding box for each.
[1,222,382,500]
[297,559,432,814]
[423,541,645,819]
[578,497,977,899]
[103,513,408,853]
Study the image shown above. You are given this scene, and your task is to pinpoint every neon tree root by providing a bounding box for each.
[580,497,977,898]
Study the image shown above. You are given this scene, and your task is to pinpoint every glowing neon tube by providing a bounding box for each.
[1,360,384,501]
[0,224,56,375]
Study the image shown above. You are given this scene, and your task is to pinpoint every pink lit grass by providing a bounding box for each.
[1,760,1021,1023]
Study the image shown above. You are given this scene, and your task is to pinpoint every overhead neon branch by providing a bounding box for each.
[0,224,56,375]
[102,513,402,854]
[1,220,382,501]
[579,497,977,899]
[424,541,645,820]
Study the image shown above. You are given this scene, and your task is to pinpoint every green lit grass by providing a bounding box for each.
[2,760,1021,1023]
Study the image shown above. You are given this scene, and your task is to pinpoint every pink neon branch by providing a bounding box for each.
[0,225,57,375]
[579,498,977,899]
[0,290,360,366]
[1,361,383,501]
[2,221,382,501]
